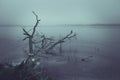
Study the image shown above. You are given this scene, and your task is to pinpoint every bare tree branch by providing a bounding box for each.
[47,30,76,51]
[31,11,41,37]
[23,37,29,40]
[23,28,31,37]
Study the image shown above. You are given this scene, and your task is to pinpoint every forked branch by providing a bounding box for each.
[23,11,41,40]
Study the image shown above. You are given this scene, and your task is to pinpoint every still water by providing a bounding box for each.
[0,25,120,80]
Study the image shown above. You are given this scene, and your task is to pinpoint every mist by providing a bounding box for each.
[0,0,120,25]
[0,0,120,80]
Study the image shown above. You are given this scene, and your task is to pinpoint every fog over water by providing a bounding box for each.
[0,0,120,79]
[0,0,120,25]
[0,25,120,80]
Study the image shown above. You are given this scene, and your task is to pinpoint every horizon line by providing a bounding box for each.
[0,24,120,27]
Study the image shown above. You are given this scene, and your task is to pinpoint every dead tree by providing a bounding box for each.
[35,30,76,55]
[23,11,40,63]
[22,12,76,65]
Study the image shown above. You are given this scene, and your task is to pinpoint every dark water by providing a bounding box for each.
[0,25,120,80]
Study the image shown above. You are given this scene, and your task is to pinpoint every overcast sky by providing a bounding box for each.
[0,0,120,25]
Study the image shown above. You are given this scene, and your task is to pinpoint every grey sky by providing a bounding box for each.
[0,0,120,25]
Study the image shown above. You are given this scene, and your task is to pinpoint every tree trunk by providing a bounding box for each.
[29,38,33,54]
